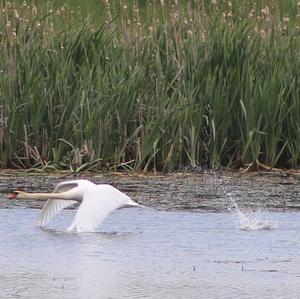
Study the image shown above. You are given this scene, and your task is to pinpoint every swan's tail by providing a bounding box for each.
[122,199,146,208]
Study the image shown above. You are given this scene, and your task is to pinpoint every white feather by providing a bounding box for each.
[68,185,130,232]
[35,199,76,227]
[29,180,141,232]
[34,181,80,227]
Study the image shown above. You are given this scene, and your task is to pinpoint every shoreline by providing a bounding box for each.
[0,169,299,212]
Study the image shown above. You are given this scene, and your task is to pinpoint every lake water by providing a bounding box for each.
[0,172,299,298]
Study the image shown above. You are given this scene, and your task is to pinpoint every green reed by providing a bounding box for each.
[0,0,299,172]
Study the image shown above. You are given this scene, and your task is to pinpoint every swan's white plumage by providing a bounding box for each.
[35,181,79,227]
[68,185,129,232]
[35,199,77,227]
[29,179,141,232]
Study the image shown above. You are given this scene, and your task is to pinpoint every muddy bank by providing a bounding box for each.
[0,171,299,211]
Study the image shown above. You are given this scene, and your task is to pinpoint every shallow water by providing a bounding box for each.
[0,208,300,299]
[0,172,299,298]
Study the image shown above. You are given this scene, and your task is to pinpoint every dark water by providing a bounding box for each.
[0,171,299,211]
[0,172,299,298]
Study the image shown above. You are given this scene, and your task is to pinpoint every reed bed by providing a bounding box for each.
[0,0,299,172]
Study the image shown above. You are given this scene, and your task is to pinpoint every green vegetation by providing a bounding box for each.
[0,1,299,172]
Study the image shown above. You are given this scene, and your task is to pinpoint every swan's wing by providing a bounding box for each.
[53,181,79,193]
[35,180,96,228]
[68,185,129,232]
[35,182,79,227]
[35,199,77,227]
[53,179,95,193]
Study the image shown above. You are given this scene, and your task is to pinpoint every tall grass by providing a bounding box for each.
[0,0,299,172]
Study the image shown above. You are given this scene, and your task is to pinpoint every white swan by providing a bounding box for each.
[10,179,142,232]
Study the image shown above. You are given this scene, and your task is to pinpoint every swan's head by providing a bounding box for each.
[8,191,28,200]
[8,190,45,200]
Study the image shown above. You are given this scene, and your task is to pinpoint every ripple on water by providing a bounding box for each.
[0,173,300,298]
[239,219,277,231]
[0,208,300,298]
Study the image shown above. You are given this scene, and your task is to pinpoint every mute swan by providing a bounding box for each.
[9,179,142,232]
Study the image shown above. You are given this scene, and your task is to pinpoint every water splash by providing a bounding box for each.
[212,174,277,231]
[228,193,277,231]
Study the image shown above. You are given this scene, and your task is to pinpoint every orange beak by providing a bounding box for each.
[8,192,18,200]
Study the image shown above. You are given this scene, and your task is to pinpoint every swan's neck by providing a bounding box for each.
[16,191,71,200]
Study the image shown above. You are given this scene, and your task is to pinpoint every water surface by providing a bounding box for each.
[0,172,299,298]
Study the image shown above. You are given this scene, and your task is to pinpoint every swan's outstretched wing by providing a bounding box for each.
[35,199,77,227]
[68,185,130,232]
[53,181,80,193]
[35,181,79,227]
